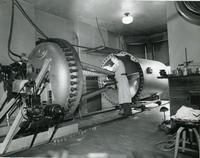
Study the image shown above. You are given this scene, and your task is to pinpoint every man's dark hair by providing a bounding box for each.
[113,55,120,59]
[124,54,131,59]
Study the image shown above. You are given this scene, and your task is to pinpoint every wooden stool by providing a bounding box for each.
[174,120,200,158]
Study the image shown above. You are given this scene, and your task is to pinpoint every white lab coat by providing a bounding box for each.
[113,60,132,104]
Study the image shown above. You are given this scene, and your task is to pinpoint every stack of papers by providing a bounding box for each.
[171,106,200,122]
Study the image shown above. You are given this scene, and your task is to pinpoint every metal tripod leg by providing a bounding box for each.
[0,91,7,110]
[0,106,24,155]
[0,98,17,121]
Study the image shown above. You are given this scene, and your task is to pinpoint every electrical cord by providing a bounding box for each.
[96,17,105,47]
[8,0,21,62]
[155,133,176,152]
[14,0,48,39]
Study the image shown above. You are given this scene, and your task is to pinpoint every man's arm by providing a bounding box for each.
[103,65,114,71]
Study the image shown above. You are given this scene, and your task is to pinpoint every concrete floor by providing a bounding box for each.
[12,103,197,158]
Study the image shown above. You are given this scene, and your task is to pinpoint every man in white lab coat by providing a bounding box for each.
[104,55,132,116]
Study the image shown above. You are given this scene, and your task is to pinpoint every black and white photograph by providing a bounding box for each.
[0,0,200,157]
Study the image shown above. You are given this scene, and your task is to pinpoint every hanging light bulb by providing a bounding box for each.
[122,12,133,24]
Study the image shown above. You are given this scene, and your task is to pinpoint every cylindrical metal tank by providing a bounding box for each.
[101,52,168,104]
[138,58,168,99]
[28,38,83,115]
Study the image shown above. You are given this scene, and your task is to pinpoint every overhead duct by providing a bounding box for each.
[175,1,200,26]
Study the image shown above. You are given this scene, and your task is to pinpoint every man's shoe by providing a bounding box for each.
[119,109,124,115]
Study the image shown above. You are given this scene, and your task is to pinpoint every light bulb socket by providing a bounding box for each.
[122,13,133,24]
[124,12,130,16]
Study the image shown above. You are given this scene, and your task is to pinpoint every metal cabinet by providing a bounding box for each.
[169,76,200,115]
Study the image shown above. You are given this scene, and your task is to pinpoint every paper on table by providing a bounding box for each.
[171,106,200,122]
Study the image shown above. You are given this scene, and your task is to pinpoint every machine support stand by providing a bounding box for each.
[48,125,58,143]
[29,132,38,149]
[0,91,7,109]
[0,105,24,155]
[0,98,18,121]
[0,58,53,155]
[35,58,51,91]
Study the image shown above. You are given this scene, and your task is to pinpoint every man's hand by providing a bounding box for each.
[121,73,128,76]
[103,65,113,71]
[107,84,116,90]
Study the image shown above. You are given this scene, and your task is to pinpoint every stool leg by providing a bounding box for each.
[189,129,193,143]
[193,128,200,158]
[182,130,186,152]
[174,127,184,158]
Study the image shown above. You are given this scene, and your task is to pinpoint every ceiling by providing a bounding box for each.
[24,0,167,36]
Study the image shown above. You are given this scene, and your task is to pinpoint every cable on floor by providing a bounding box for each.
[155,133,176,152]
